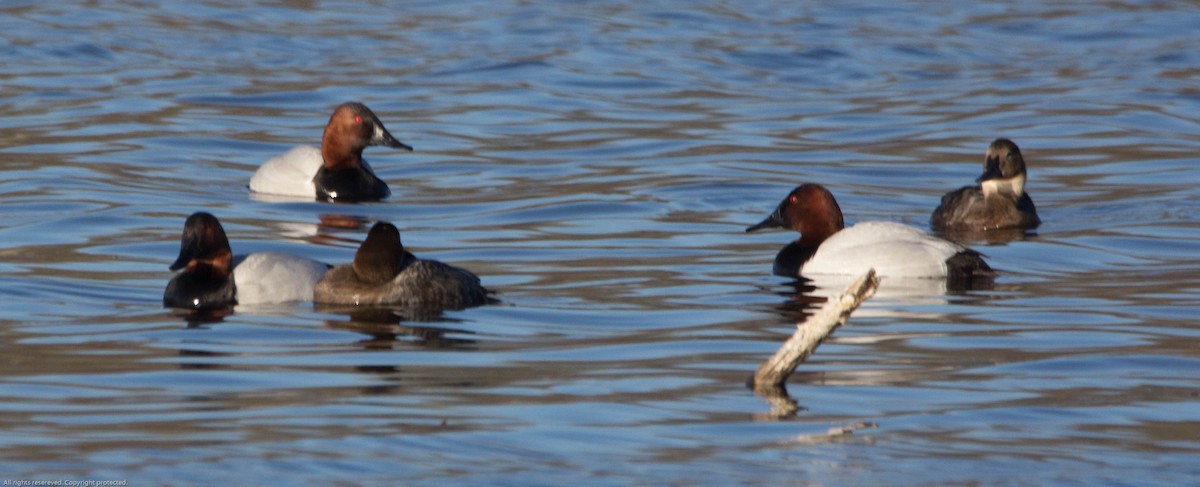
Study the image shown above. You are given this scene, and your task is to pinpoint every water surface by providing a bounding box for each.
[2,1,1199,485]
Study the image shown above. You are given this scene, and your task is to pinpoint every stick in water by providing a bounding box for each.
[753,269,879,391]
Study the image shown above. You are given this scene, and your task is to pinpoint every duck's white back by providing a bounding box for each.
[249,145,321,198]
[802,221,960,278]
[233,252,328,305]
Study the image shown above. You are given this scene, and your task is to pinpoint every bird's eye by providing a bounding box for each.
[354,116,362,123]
[789,195,797,204]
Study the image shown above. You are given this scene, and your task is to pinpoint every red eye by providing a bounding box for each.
[354,115,362,123]
[789,195,797,204]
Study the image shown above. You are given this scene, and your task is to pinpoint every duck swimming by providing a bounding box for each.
[314,222,490,309]
[746,183,992,283]
[931,138,1040,231]
[249,102,413,203]
[163,212,330,309]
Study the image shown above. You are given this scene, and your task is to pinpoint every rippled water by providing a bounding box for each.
[3,1,1199,484]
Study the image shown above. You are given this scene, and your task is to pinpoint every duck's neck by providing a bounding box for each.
[776,215,840,277]
[191,248,232,280]
[797,213,842,249]
[981,173,1025,200]
[773,241,818,278]
[321,132,364,171]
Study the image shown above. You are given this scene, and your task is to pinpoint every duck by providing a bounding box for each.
[931,138,1040,231]
[163,212,330,309]
[746,183,992,283]
[314,222,490,309]
[249,102,413,203]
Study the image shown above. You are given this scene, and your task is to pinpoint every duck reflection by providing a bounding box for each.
[771,278,826,323]
[935,225,1037,246]
[317,213,373,232]
[171,307,233,328]
[176,347,230,371]
[768,269,994,327]
[268,213,374,246]
[315,304,477,350]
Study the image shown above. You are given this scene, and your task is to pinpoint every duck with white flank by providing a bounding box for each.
[164,212,330,309]
[250,102,412,203]
[747,184,993,284]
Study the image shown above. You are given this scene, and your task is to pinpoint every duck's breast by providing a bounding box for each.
[932,186,1040,230]
[249,145,322,198]
[803,221,961,278]
[313,265,372,305]
[233,252,329,305]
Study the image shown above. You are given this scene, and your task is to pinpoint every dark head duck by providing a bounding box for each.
[164,212,236,309]
[314,222,490,310]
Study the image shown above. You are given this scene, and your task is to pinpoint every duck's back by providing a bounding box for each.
[249,146,321,198]
[315,259,488,309]
[390,259,489,308]
[931,186,1040,230]
[233,252,329,305]
[803,221,965,278]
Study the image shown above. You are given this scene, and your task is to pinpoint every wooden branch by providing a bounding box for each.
[753,270,879,392]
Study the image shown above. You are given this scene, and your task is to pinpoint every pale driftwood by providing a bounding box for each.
[753,269,879,392]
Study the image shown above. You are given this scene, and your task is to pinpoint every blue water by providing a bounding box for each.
[2,1,1199,485]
